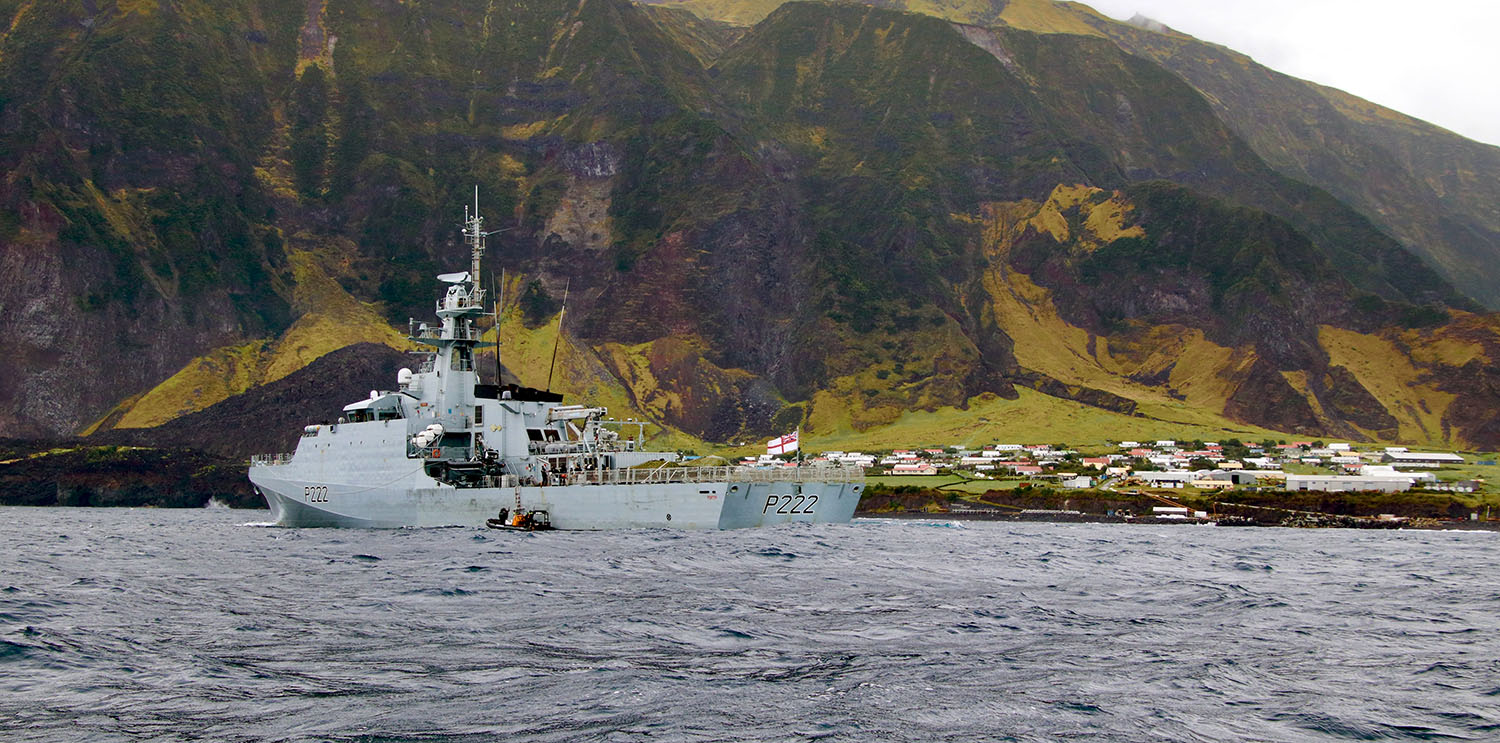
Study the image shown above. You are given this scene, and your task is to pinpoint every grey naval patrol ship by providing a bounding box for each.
[249,195,863,529]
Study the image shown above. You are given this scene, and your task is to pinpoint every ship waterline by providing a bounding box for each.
[252,456,863,529]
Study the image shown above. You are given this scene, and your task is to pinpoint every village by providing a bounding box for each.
[725,437,1500,527]
[737,438,1487,496]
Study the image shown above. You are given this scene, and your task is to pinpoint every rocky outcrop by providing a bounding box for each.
[0,443,258,508]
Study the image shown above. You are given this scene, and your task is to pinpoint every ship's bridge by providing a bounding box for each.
[342,392,408,423]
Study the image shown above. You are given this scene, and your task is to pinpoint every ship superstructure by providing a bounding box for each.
[249,193,863,529]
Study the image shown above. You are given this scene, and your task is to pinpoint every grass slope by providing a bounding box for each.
[107,250,413,430]
[807,387,1284,452]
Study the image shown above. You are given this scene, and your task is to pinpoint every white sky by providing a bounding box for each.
[1077,0,1500,147]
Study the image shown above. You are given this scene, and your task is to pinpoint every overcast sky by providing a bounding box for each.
[1078,0,1500,147]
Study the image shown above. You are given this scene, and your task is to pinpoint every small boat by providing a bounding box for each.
[485,508,553,531]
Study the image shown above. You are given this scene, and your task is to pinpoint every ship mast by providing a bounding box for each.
[463,187,510,383]
[464,185,486,292]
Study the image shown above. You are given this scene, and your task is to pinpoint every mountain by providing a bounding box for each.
[2,0,1499,453]
[1071,12,1500,312]
[644,0,1500,310]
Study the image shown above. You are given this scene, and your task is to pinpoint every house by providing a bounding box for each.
[1061,476,1093,489]
[837,452,877,468]
[1136,471,1197,486]
[890,463,939,476]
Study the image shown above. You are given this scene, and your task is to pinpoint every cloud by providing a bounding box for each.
[1079,0,1500,146]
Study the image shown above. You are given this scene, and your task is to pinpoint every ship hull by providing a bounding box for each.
[251,468,862,530]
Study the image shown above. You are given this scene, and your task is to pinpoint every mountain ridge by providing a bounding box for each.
[642,0,1500,308]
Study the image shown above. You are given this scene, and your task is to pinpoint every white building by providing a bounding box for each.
[1137,471,1198,486]
[1285,474,1415,493]
[1383,452,1466,466]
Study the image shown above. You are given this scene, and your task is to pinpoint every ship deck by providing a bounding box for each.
[249,458,863,489]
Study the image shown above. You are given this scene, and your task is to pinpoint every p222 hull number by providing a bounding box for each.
[763,494,817,515]
[304,486,329,503]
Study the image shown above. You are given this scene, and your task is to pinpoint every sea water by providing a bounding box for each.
[1,507,1496,742]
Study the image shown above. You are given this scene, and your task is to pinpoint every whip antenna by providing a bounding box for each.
[545,279,570,392]
[494,269,504,385]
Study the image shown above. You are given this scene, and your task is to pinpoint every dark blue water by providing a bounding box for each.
[2,508,1497,742]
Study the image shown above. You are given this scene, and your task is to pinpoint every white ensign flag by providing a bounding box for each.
[767,431,800,456]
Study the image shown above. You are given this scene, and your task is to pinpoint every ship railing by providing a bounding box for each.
[412,324,481,342]
[564,464,864,486]
[250,453,295,467]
